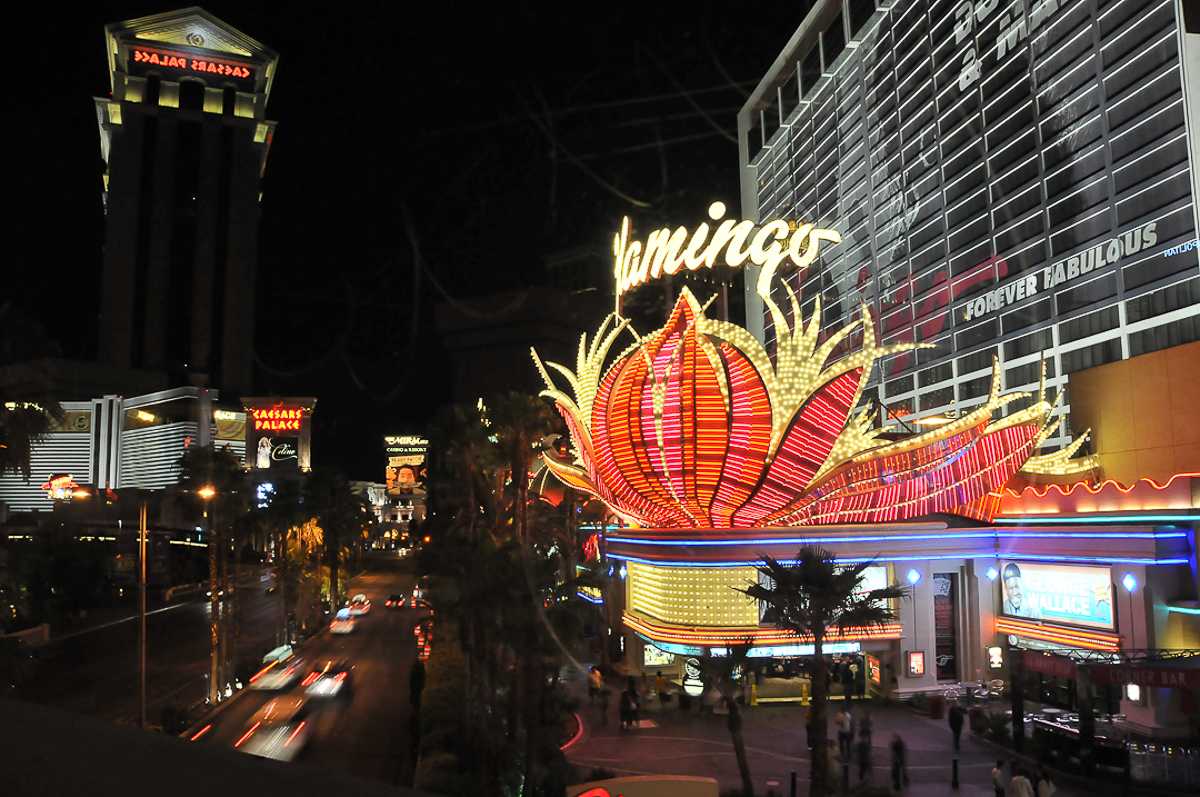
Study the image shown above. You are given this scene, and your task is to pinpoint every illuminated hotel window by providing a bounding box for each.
[957,375,991,402]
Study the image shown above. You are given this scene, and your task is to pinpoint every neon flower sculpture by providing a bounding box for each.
[532,238,1089,529]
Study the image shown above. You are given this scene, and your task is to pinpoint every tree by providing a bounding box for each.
[305,468,367,615]
[177,445,249,703]
[742,547,906,796]
[701,641,755,797]
[0,302,64,481]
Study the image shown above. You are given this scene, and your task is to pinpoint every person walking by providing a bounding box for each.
[1009,767,1034,797]
[858,708,873,746]
[890,734,909,789]
[619,681,637,731]
[656,670,670,705]
[588,666,603,704]
[948,701,965,750]
[841,660,855,699]
[992,759,1006,797]
[836,706,853,757]
[1035,766,1057,797]
[855,735,872,781]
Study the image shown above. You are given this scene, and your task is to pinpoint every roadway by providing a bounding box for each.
[186,558,424,785]
[22,554,422,787]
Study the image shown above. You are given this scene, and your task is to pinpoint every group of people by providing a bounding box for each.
[993,760,1057,797]
[589,668,677,730]
[830,655,867,699]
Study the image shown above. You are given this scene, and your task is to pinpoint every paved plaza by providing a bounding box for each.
[563,668,1104,796]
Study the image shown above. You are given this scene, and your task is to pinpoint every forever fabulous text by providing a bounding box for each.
[614,202,840,300]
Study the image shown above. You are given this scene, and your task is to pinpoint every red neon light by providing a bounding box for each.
[996,617,1122,652]
[132,47,252,79]
[624,611,902,646]
[251,407,303,432]
[542,291,1052,529]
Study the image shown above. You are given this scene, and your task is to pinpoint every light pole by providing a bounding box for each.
[139,499,147,729]
[200,485,218,704]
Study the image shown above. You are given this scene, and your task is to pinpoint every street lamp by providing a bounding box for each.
[199,485,222,705]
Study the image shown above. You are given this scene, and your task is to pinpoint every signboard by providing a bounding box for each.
[682,657,704,697]
[128,44,255,86]
[47,411,91,433]
[1090,664,1200,690]
[385,436,427,495]
[933,573,958,680]
[1000,562,1113,630]
[1021,650,1077,680]
[643,645,674,668]
[255,437,298,469]
[988,647,1004,670]
[907,650,925,677]
[40,474,80,499]
[251,407,303,432]
[867,655,881,685]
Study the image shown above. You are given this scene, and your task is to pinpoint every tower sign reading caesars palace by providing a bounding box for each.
[536,204,1091,531]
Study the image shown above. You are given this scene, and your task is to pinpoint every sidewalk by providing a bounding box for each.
[563,666,1096,796]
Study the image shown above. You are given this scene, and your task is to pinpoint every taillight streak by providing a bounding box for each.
[190,724,212,741]
[284,721,306,747]
[235,722,261,747]
[301,672,319,686]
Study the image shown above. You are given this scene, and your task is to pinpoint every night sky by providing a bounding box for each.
[5,2,805,479]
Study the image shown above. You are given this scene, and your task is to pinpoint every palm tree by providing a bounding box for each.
[701,641,756,797]
[305,468,366,616]
[0,302,64,481]
[489,393,555,545]
[177,445,249,703]
[742,547,906,796]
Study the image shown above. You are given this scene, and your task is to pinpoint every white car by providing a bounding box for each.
[330,608,356,634]
[248,655,307,690]
[303,660,352,697]
[234,696,310,762]
[347,594,370,615]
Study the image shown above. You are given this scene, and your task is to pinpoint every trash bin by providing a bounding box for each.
[969,705,986,732]
[929,693,946,720]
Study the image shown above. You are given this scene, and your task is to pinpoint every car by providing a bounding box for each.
[385,594,405,608]
[303,660,352,697]
[234,696,310,762]
[330,608,356,634]
[347,594,371,615]
[248,654,307,690]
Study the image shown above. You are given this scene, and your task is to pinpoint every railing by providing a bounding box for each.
[1129,744,1200,786]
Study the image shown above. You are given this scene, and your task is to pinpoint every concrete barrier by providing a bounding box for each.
[1,623,51,646]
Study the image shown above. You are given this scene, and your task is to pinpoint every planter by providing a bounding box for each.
[928,693,946,720]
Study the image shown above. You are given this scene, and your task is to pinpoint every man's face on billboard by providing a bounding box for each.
[1004,575,1022,609]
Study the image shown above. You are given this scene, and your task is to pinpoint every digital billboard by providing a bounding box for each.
[747,0,1200,442]
[999,560,1113,630]
[385,436,427,496]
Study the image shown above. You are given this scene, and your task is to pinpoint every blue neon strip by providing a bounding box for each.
[1166,605,1200,616]
[994,516,1200,524]
[576,591,603,605]
[607,552,1191,568]
[605,531,1188,546]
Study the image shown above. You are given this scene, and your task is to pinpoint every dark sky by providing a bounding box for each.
[4,2,804,479]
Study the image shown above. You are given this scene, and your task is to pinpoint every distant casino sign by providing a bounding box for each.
[130,46,253,80]
[252,407,303,432]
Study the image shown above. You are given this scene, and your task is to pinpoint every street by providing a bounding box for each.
[21,555,422,787]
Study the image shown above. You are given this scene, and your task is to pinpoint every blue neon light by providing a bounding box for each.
[576,591,603,605]
[603,531,1187,546]
[1166,605,1200,616]
[606,552,1192,568]
[994,516,1200,524]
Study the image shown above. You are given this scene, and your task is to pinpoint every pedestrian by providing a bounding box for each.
[992,759,1006,797]
[841,660,855,699]
[836,706,853,757]
[619,685,636,730]
[948,702,965,750]
[656,670,670,704]
[805,703,814,750]
[1035,766,1056,797]
[626,676,641,727]
[855,735,872,781]
[1009,767,1034,797]
[588,666,602,704]
[408,658,426,710]
[890,734,909,789]
[598,686,611,725]
[855,656,867,698]
[858,708,873,745]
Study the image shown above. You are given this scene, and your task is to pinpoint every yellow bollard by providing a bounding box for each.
[751,684,758,706]
[802,682,809,702]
